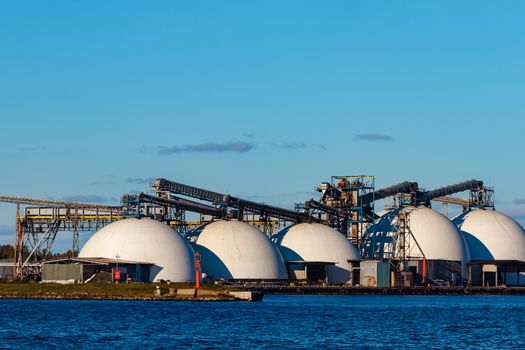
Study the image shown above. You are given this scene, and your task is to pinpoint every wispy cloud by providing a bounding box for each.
[273,143,327,151]
[513,199,525,205]
[274,142,308,150]
[159,141,255,155]
[126,177,154,185]
[242,133,255,139]
[353,133,394,142]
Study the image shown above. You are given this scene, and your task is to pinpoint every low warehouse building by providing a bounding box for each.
[42,257,152,283]
[286,261,337,282]
[360,260,391,288]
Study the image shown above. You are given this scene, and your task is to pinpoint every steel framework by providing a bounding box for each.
[0,195,125,279]
[154,178,315,224]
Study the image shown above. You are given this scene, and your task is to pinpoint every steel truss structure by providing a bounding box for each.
[0,177,491,280]
[364,179,487,268]
[15,204,123,278]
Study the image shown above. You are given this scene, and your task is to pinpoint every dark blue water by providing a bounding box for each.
[0,295,523,349]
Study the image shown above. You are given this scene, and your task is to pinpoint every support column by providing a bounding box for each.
[14,205,24,279]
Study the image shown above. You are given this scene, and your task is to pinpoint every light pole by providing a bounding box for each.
[115,253,120,283]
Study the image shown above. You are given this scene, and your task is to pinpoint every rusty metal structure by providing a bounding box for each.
[0,196,123,278]
[314,177,419,245]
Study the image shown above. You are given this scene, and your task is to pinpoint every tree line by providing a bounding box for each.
[0,245,74,260]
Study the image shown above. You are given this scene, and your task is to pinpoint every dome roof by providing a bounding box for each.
[195,220,288,280]
[456,209,525,262]
[274,223,361,284]
[79,218,195,282]
[406,207,470,263]
[369,207,469,263]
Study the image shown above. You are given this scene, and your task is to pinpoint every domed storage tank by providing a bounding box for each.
[455,209,525,261]
[79,218,195,282]
[194,220,288,280]
[368,206,470,282]
[273,223,361,284]
[407,207,470,264]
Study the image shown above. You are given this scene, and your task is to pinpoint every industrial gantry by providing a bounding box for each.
[0,176,494,280]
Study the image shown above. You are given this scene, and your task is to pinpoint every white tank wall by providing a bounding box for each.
[79,218,195,282]
[369,207,470,279]
[456,209,525,262]
[275,223,361,284]
[407,207,470,264]
[195,220,288,280]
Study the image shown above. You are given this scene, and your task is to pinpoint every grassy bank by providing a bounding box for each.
[0,281,231,300]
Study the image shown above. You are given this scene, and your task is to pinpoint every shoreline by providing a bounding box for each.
[239,285,525,296]
[0,286,525,300]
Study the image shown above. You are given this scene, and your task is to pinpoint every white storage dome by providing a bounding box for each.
[369,207,470,263]
[456,209,525,262]
[274,223,361,284]
[407,207,470,264]
[79,218,195,282]
[195,220,288,280]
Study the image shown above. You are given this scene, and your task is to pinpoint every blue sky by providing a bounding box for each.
[1,1,524,250]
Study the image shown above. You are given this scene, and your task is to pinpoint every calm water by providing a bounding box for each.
[0,295,523,349]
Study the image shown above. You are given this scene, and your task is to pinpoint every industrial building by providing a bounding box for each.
[367,206,470,286]
[273,223,361,284]
[79,218,195,282]
[1,176,525,289]
[0,260,17,280]
[192,220,288,280]
[454,209,525,286]
[41,257,152,284]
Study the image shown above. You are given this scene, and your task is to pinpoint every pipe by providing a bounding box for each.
[420,179,483,203]
[361,181,419,205]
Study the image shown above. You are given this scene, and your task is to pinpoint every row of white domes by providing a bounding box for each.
[79,218,360,283]
[79,207,525,283]
[370,206,525,263]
